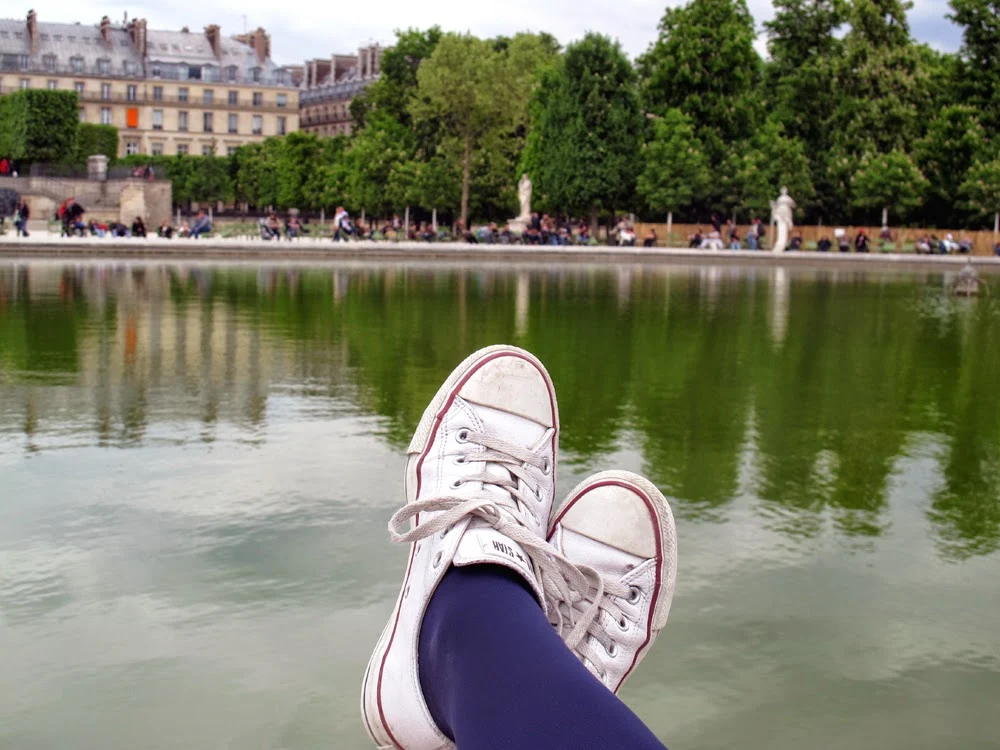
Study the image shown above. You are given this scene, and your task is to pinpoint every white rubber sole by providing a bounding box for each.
[361,345,559,749]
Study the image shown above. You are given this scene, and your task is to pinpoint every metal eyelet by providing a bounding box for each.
[456,430,470,443]
[607,642,618,657]
[432,551,443,568]
[617,617,630,632]
[439,525,452,539]
[541,457,551,475]
[628,586,641,604]
[450,479,464,489]
[454,455,467,465]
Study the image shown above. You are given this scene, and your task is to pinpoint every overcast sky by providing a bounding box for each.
[17,0,962,64]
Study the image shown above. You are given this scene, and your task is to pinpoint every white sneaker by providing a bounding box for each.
[361,345,585,749]
[548,471,677,694]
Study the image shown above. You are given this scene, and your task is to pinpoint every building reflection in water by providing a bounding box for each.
[0,261,998,562]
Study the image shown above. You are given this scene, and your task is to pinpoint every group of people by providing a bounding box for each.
[688,215,768,250]
[260,212,303,240]
[55,195,213,240]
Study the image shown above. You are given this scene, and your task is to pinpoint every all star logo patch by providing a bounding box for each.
[483,538,527,567]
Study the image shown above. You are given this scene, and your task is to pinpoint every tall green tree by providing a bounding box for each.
[523,33,643,226]
[639,0,762,169]
[851,150,928,224]
[0,90,79,164]
[637,109,710,230]
[914,106,988,225]
[960,158,1000,231]
[949,0,1000,132]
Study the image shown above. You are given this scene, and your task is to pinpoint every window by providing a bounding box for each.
[252,92,263,107]
[228,113,238,133]
[252,115,263,135]
[43,54,57,71]
[19,55,28,70]
[227,146,238,156]
[275,70,287,85]
[47,80,58,90]
[201,144,214,156]
[277,116,286,135]
[203,89,213,105]
[250,67,261,83]
[203,112,213,132]
[124,61,137,76]
[151,63,161,78]
[19,78,29,90]
[127,84,137,102]
[228,90,238,106]
[74,81,84,95]
[97,58,110,75]
[153,86,162,101]
[277,93,287,108]
[178,111,188,131]
[125,141,140,156]
[151,142,164,156]
[188,65,202,80]
[226,66,237,82]
[100,107,112,125]
[78,108,85,122]
[101,83,111,100]
[178,87,188,102]
[153,109,163,130]
[70,56,84,73]
[126,108,139,129]
[176,144,189,155]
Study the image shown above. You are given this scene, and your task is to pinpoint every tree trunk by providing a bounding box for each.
[590,206,598,239]
[460,134,471,228]
[994,211,998,235]
[404,206,409,237]
[432,208,437,233]
[667,211,673,243]
[882,206,888,227]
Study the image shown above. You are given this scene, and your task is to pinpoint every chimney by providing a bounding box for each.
[26,9,38,55]
[128,18,147,57]
[205,24,222,58]
[252,27,270,64]
[100,15,111,48]
[358,47,366,78]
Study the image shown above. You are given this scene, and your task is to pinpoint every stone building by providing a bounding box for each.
[0,10,299,157]
[298,44,382,137]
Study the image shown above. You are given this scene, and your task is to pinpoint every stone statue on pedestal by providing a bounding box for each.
[769,187,796,253]
[510,173,532,233]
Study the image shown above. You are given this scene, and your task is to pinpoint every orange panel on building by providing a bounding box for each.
[126,108,139,128]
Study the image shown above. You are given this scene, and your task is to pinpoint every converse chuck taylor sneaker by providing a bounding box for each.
[548,471,677,694]
[361,345,588,750]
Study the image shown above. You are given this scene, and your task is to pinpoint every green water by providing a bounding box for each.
[1,261,998,749]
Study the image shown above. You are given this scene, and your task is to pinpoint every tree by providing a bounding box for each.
[960,158,1000,231]
[719,117,816,219]
[74,123,118,166]
[949,0,1000,130]
[637,110,711,233]
[851,150,928,224]
[639,0,762,168]
[341,112,415,216]
[914,106,988,225]
[523,33,643,227]
[0,90,79,164]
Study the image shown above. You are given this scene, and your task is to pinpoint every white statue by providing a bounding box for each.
[517,173,532,220]
[769,187,796,254]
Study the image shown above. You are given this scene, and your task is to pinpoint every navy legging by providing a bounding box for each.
[418,565,668,750]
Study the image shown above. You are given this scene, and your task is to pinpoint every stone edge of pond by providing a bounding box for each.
[3,237,1000,272]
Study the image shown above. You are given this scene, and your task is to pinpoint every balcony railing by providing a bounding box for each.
[77,90,292,112]
[0,61,295,88]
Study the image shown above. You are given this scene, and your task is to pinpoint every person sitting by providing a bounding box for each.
[189,210,212,239]
[87,219,105,238]
[498,224,514,244]
[994,242,1000,257]
[259,217,280,241]
[158,220,174,239]
[729,229,741,250]
[110,221,129,237]
[748,218,763,250]
[688,228,703,248]
[942,233,959,254]
[700,230,723,250]
[177,221,190,238]
[836,228,849,253]
[959,236,974,254]
[643,228,658,248]
[65,199,86,236]
[576,223,590,245]
[285,214,302,240]
[333,206,354,241]
[131,216,147,238]
[915,235,931,254]
[854,229,870,253]
[817,236,832,252]
[789,231,803,251]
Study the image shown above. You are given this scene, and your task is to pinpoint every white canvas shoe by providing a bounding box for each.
[548,471,678,694]
[361,345,586,750]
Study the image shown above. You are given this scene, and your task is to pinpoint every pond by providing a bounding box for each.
[1,261,998,749]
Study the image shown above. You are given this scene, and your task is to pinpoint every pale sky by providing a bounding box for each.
[12,0,962,65]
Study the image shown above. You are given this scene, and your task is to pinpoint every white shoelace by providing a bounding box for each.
[550,574,637,677]
[387,429,602,646]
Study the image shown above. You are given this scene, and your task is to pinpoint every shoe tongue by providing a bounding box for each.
[460,400,547,502]
[558,527,644,581]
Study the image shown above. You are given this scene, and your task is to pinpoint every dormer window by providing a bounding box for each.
[97,58,110,75]
[250,66,261,83]
[43,54,57,71]
[70,56,84,72]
